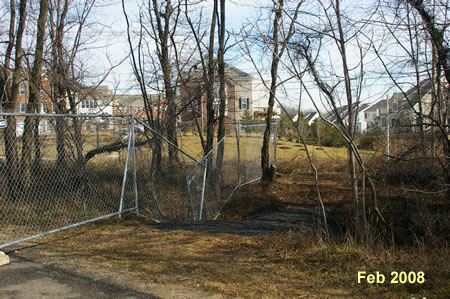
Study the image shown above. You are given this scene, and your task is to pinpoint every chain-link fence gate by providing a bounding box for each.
[0,112,276,249]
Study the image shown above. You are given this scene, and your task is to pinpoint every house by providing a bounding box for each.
[2,72,55,135]
[293,111,319,126]
[179,64,281,127]
[114,94,163,120]
[322,103,371,133]
[77,85,114,115]
[369,77,448,134]
[363,98,388,130]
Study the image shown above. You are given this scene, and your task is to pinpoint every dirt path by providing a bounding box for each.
[0,255,155,299]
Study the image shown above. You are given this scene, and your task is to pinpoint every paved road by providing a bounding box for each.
[0,255,157,299]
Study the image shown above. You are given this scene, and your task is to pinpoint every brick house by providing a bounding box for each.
[179,64,281,128]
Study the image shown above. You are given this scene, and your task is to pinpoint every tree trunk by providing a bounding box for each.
[215,0,226,185]
[261,0,283,182]
[22,0,49,187]
[4,0,27,200]
[204,0,218,156]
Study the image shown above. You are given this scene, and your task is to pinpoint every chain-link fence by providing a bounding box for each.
[0,113,276,249]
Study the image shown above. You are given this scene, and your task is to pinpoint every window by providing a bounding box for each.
[19,84,27,95]
[102,99,109,106]
[364,112,368,119]
[239,97,249,110]
[19,102,28,113]
[392,103,398,112]
[89,100,97,109]
[82,100,98,109]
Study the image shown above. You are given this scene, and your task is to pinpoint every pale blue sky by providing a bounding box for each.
[86,0,403,112]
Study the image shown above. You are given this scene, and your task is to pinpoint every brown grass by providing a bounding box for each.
[19,214,449,298]
[10,137,449,298]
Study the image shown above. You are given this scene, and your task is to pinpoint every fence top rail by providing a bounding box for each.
[0,112,134,118]
[134,117,204,166]
[202,124,237,162]
[240,123,277,128]
[239,121,277,126]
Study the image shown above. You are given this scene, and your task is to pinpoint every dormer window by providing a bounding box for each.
[19,84,27,95]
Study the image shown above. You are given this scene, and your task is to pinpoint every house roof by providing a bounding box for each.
[116,95,144,107]
[79,85,113,100]
[324,103,370,123]
[181,63,253,82]
[224,64,253,79]
[400,78,433,107]
[305,111,318,122]
[292,111,319,123]
[115,94,162,107]
[365,98,389,112]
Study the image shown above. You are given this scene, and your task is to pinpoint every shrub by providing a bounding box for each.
[357,127,384,150]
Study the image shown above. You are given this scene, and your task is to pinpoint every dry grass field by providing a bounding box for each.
[7,136,450,298]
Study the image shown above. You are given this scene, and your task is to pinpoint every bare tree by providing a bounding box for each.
[149,0,180,164]
[241,0,330,237]
[260,0,284,182]
[374,0,449,193]
[2,0,28,200]
[48,0,70,168]
[282,0,386,241]
[46,0,114,168]
[182,0,220,156]
[21,0,49,187]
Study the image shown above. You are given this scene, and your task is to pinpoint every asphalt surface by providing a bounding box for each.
[0,255,157,299]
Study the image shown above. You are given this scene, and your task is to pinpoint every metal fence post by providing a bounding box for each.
[273,122,278,165]
[119,115,133,217]
[236,121,241,186]
[131,107,139,215]
[199,158,208,220]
